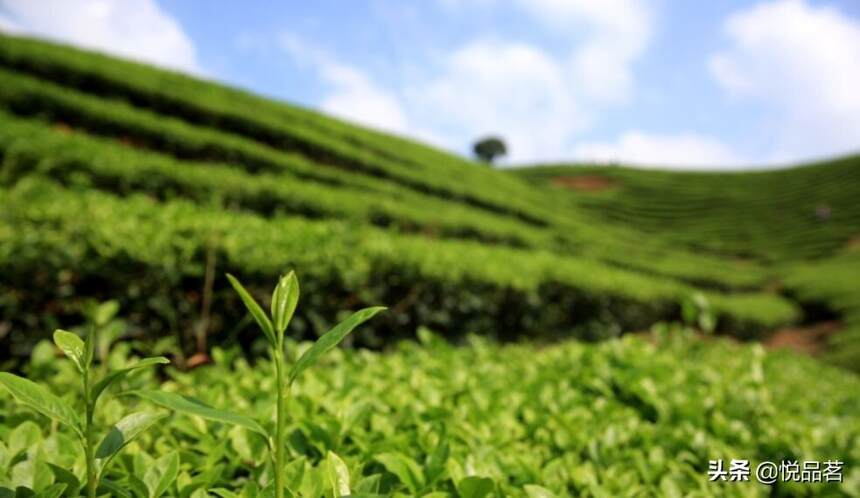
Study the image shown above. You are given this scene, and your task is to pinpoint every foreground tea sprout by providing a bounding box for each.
[136,272,385,498]
[0,326,169,498]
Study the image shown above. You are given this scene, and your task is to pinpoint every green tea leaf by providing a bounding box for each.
[93,300,120,327]
[128,474,150,498]
[210,490,239,498]
[96,411,168,459]
[144,451,179,498]
[132,390,268,438]
[229,426,265,463]
[300,465,325,498]
[97,479,134,498]
[33,483,66,498]
[325,451,350,497]
[46,463,80,497]
[523,485,557,498]
[289,307,385,385]
[284,457,306,494]
[11,458,53,493]
[271,271,299,338]
[9,421,41,458]
[227,274,276,347]
[353,474,382,494]
[91,357,169,402]
[52,330,85,373]
[457,477,494,498]
[425,433,449,485]
[0,373,81,437]
[374,452,423,494]
[83,325,96,370]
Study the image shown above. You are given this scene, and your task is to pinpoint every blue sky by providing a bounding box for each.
[1,0,859,169]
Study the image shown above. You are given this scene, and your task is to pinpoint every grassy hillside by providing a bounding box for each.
[0,33,857,369]
[0,34,800,352]
[512,160,860,261]
[0,33,859,497]
[512,162,860,369]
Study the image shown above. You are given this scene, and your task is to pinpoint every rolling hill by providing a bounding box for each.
[0,33,858,370]
[513,162,860,369]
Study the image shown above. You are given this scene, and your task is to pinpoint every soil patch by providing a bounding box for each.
[53,121,73,134]
[551,175,617,192]
[844,233,860,251]
[764,320,841,355]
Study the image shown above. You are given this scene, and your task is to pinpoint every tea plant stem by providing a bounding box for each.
[273,344,288,498]
[195,241,216,354]
[83,367,97,498]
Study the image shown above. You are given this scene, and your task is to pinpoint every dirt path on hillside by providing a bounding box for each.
[551,175,617,192]
[637,321,840,357]
[764,320,841,355]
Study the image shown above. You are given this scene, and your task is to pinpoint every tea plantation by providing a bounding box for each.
[0,33,858,496]
[513,163,860,369]
[3,328,859,497]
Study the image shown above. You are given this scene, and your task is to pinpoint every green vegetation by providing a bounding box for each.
[782,252,860,369]
[0,35,801,353]
[0,32,858,496]
[0,32,855,362]
[472,136,507,164]
[134,274,383,498]
[2,325,858,496]
[512,161,860,261]
[0,177,798,357]
[0,110,545,249]
[225,273,381,498]
[0,35,550,225]
[0,32,780,294]
[0,303,169,497]
[513,162,860,369]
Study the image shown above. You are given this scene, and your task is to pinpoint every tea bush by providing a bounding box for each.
[1,326,858,496]
[0,39,774,292]
[0,179,798,356]
[0,32,857,368]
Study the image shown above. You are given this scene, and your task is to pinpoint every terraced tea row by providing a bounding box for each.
[0,178,797,356]
[0,112,546,249]
[513,163,860,369]
[514,162,860,261]
[0,33,855,368]
[0,34,552,227]
[782,253,860,371]
[0,76,767,292]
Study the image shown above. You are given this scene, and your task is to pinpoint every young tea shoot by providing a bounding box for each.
[0,319,169,498]
[135,272,385,497]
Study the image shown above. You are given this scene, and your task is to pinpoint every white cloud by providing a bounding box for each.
[709,0,860,162]
[574,131,744,169]
[278,0,763,168]
[278,33,408,133]
[0,0,202,74]
[277,35,601,163]
[405,39,586,163]
[412,0,656,162]
[278,34,586,162]
[436,0,652,104]
[0,12,19,32]
[318,68,409,134]
[276,1,656,163]
[513,0,653,103]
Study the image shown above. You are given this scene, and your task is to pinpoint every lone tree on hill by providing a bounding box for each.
[473,136,507,165]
